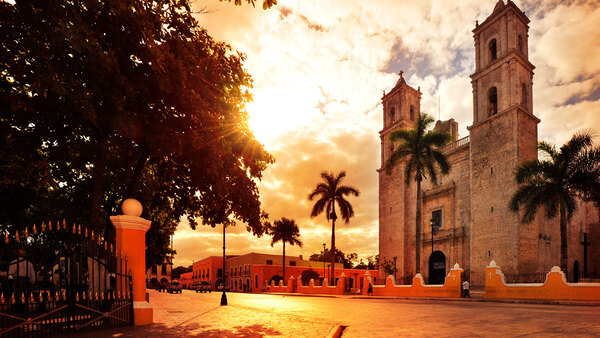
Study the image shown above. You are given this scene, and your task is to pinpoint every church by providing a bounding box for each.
[378,0,599,286]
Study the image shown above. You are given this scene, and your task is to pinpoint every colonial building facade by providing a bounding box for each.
[378,0,599,286]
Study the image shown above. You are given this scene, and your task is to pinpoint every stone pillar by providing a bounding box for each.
[110,199,153,325]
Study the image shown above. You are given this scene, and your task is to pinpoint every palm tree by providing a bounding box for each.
[268,217,303,281]
[385,113,451,274]
[509,131,599,273]
[308,171,360,282]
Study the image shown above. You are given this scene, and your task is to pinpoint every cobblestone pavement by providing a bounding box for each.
[76,290,600,337]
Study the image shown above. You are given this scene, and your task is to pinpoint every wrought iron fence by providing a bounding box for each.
[502,271,600,284]
[1,221,133,337]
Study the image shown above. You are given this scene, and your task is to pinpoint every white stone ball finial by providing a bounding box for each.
[122,198,143,217]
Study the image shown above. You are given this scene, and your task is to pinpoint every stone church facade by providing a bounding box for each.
[378,0,599,286]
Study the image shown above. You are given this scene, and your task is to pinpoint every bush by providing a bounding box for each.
[300,269,320,285]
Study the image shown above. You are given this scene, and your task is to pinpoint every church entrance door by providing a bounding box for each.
[428,250,446,285]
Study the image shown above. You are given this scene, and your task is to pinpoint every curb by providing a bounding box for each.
[264,292,600,306]
[325,324,345,338]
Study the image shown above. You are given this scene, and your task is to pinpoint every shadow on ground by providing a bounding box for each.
[64,323,282,337]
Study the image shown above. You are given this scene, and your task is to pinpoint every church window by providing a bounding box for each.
[488,87,498,116]
[410,105,415,120]
[518,34,524,54]
[521,83,528,107]
[432,210,442,229]
[491,167,494,174]
[491,206,494,213]
[390,107,396,124]
[489,39,497,61]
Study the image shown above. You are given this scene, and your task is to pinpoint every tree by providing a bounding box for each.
[309,248,357,269]
[385,113,451,274]
[0,0,274,265]
[509,132,600,273]
[300,268,320,286]
[307,168,360,283]
[220,0,278,10]
[268,217,303,281]
[380,257,396,277]
[172,265,193,280]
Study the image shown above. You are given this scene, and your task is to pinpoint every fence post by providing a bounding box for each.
[110,198,153,325]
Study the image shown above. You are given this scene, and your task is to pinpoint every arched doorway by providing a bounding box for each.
[428,251,446,285]
[573,260,580,283]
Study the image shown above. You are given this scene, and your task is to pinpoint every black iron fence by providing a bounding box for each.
[502,271,600,284]
[1,221,133,337]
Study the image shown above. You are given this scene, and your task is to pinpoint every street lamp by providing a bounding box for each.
[322,243,326,282]
[392,256,397,282]
[221,223,227,306]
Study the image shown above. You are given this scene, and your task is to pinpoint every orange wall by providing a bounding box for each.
[484,263,600,301]
[192,256,223,289]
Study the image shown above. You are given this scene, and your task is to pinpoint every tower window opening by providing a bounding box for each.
[521,83,528,108]
[488,86,498,116]
[489,39,497,61]
[410,105,415,121]
[518,34,524,54]
[390,107,396,124]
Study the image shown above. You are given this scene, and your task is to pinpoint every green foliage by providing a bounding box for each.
[380,257,396,276]
[267,217,303,280]
[220,0,278,10]
[509,131,600,271]
[384,112,451,274]
[308,248,357,269]
[300,268,320,285]
[172,265,192,279]
[0,0,273,267]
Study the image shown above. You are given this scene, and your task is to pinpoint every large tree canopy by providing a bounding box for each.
[0,0,274,266]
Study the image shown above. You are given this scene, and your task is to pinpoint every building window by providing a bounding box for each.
[432,210,442,229]
[518,34,524,54]
[521,83,528,107]
[488,86,498,116]
[289,261,296,266]
[217,268,222,278]
[410,105,415,120]
[390,107,396,124]
[266,260,273,265]
[161,265,167,274]
[255,274,258,289]
[489,39,497,61]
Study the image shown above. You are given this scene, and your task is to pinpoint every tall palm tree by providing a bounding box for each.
[308,171,360,282]
[268,217,303,281]
[385,113,451,274]
[509,131,599,273]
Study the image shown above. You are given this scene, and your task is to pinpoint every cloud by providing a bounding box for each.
[173,0,600,267]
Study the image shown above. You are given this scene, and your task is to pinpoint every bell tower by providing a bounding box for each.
[378,72,422,278]
[468,0,541,284]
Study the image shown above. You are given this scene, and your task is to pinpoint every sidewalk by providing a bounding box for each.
[268,291,600,306]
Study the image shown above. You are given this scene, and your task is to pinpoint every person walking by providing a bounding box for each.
[367,282,373,296]
[462,279,470,298]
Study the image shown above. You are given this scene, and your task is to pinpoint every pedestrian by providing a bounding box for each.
[367,282,373,296]
[462,279,470,298]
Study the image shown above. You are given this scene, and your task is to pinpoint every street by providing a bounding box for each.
[79,290,600,337]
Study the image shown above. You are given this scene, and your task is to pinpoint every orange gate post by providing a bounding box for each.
[110,198,153,325]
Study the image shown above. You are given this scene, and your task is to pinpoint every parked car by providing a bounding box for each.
[168,281,182,294]
[197,281,211,293]
[157,280,168,292]
[189,282,199,291]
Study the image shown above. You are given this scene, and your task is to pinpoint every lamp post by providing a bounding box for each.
[392,256,397,281]
[322,243,326,281]
[220,223,227,306]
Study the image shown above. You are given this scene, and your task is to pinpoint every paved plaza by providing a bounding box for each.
[72,289,600,337]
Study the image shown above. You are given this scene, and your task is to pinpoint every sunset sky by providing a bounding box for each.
[172,0,600,268]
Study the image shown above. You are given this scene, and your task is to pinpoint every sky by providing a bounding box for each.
[171,0,600,268]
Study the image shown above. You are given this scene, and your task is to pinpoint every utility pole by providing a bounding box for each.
[221,223,227,306]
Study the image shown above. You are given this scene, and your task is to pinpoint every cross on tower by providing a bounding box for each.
[581,233,591,278]
[398,70,404,78]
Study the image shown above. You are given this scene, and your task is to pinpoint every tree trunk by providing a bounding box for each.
[415,178,422,274]
[89,134,108,234]
[125,149,149,199]
[559,201,568,274]
[282,242,286,282]
[331,200,336,285]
